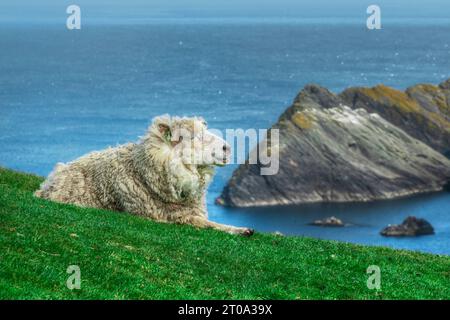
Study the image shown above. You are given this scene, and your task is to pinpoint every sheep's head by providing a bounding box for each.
[138,115,230,203]
[147,115,231,168]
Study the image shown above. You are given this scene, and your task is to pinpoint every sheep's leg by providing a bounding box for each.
[182,216,254,236]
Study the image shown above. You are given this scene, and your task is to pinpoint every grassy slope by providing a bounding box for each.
[0,167,449,300]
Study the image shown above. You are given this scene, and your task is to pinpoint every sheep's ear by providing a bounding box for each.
[158,123,171,141]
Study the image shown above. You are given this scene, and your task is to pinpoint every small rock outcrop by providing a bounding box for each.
[219,81,450,208]
[380,216,435,237]
[309,216,344,227]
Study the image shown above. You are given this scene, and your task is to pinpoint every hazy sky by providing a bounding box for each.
[1,0,449,22]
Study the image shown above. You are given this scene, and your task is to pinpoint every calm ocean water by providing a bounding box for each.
[1,21,449,254]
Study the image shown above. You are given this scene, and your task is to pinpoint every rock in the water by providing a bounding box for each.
[214,197,225,206]
[380,216,435,237]
[340,79,450,156]
[220,82,450,207]
[310,216,344,227]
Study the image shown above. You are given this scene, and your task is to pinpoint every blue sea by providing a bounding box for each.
[1,19,449,255]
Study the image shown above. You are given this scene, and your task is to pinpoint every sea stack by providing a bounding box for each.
[219,81,450,208]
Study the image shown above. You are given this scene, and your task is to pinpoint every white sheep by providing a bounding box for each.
[35,115,254,236]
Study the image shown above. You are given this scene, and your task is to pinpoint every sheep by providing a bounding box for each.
[35,115,254,236]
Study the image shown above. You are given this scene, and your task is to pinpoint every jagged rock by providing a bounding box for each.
[340,79,450,156]
[380,216,435,237]
[219,82,450,207]
[309,216,344,227]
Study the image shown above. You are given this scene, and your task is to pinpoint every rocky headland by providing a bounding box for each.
[219,80,450,207]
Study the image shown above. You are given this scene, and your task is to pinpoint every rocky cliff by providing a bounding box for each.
[340,79,450,156]
[219,82,450,207]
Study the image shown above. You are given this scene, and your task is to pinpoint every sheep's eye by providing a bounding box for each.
[178,136,183,142]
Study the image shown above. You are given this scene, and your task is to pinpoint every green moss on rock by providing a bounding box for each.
[292,112,314,130]
[361,85,422,114]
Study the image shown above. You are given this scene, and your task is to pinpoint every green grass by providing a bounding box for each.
[0,167,449,300]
